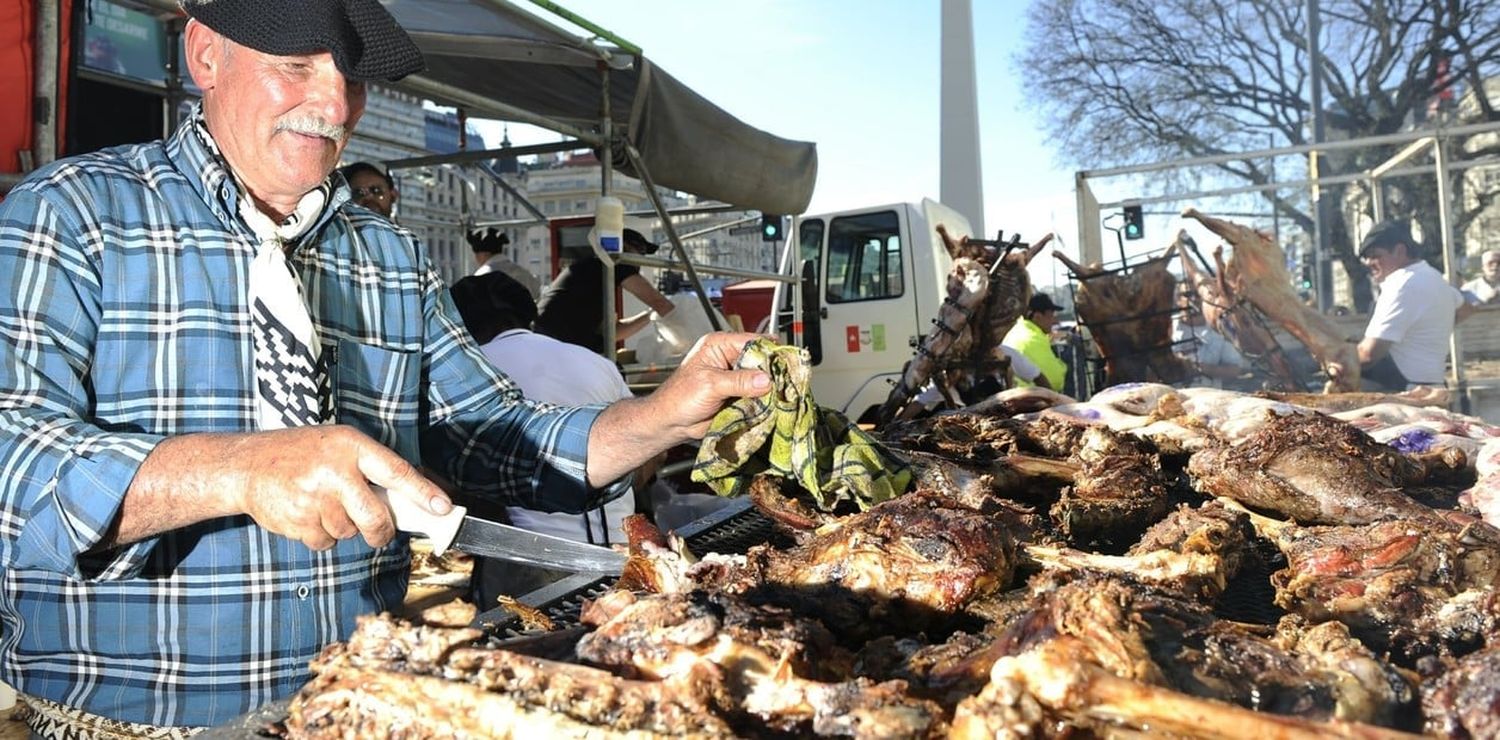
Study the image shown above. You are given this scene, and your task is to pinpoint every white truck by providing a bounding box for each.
[770,199,973,424]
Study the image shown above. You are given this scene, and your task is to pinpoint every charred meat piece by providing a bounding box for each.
[1026,501,1256,601]
[1189,412,1433,526]
[1422,645,1500,739]
[902,449,1073,515]
[1052,426,1170,548]
[1234,501,1500,658]
[286,612,736,739]
[576,590,940,738]
[952,574,1417,734]
[708,490,1022,639]
[951,635,1418,740]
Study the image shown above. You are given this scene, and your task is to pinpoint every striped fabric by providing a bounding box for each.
[692,339,910,511]
[0,110,615,728]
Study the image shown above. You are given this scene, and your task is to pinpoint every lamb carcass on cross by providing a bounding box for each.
[1055,246,1192,386]
[1176,230,1302,389]
[1182,208,1361,392]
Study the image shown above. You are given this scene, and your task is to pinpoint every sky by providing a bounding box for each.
[470,0,1087,290]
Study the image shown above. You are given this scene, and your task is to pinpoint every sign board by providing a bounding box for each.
[82,0,168,85]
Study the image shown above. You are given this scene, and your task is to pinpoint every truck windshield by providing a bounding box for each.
[826,210,902,303]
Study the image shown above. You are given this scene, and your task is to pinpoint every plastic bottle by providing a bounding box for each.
[595,196,625,253]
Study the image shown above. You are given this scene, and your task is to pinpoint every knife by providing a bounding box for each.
[376,487,627,574]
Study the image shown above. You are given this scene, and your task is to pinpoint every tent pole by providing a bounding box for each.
[34,0,61,166]
[625,143,723,332]
[598,61,617,356]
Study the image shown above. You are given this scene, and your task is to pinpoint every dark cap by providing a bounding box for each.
[449,271,538,343]
[1028,293,1063,314]
[180,0,425,82]
[624,228,660,254]
[1359,219,1417,257]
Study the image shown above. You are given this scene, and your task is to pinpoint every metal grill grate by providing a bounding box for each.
[475,498,787,637]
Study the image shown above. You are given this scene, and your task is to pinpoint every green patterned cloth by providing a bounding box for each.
[691,339,911,511]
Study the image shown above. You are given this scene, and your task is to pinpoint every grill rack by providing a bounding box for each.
[474,497,791,637]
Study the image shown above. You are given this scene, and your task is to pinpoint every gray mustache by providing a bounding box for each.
[274,117,348,141]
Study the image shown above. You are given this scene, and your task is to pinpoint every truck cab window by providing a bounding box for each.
[826,210,902,303]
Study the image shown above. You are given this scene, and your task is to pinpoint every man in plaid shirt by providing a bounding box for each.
[0,0,768,733]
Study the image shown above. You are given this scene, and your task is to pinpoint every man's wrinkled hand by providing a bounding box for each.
[225,425,451,550]
[650,332,771,442]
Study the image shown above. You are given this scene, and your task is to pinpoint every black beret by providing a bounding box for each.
[181,0,425,82]
[1359,219,1417,257]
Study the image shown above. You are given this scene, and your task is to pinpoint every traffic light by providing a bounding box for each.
[761,213,785,242]
[1122,205,1144,240]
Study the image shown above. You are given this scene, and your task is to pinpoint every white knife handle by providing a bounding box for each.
[373,486,467,555]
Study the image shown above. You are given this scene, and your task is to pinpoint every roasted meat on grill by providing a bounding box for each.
[1051,425,1171,548]
[948,574,1417,736]
[576,590,941,738]
[1422,645,1500,739]
[711,490,1022,638]
[285,611,737,738]
[1026,500,1256,601]
[1232,500,1500,658]
[1188,412,1434,525]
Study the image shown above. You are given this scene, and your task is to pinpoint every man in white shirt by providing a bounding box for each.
[449,271,639,603]
[1356,220,1470,390]
[1462,249,1500,304]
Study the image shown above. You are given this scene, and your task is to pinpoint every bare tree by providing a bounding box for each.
[1024,0,1500,310]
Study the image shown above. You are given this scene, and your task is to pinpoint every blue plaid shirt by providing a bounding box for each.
[0,118,613,727]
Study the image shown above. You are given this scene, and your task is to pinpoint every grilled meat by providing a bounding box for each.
[1026,501,1256,601]
[1178,234,1302,390]
[1231,501,1500,658]
[1052,425,1171,548]
[951,635,1418,740]
[575,590,940,738]
[1422,645,1500,739]
[948,574,1417,735]
[285,612,736,739]
[711,491,1022,638]
[1188,412,1434,525]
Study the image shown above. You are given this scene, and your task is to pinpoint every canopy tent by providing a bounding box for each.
[383,0,817,216]
[102,0,817,214]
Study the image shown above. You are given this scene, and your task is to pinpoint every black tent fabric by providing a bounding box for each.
[386,0,817,215]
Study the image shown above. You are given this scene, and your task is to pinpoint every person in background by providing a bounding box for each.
[449,271,642,604]
[0,0,769,732]
[1172,286,1246,389]
[469,226,542,300]
[1003,293,1069,390]
[534,227,677,356]
[1356,219,1471,390]
[337,161,398,219]
[1462,249,1500,305]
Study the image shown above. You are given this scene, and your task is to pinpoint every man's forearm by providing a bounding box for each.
[586,397,682,487]
[101,433,245,548]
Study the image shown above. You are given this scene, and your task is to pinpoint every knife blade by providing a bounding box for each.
[375,487,627,574]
